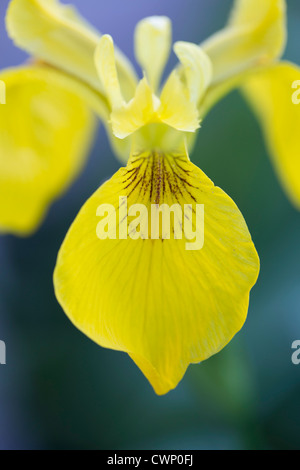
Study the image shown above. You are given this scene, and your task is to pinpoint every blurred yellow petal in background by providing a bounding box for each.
[0,66,95,235]
[202,0,286,84]
[6,0,137,100]
[243,62,300,209]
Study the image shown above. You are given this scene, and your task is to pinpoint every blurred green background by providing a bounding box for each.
[0,0,300,450]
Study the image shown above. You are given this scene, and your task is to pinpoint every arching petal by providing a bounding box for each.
[0,66,95,235]
[95,35,124,109]
[134,16,172,92]
[6,0,137,100]
[243,62,300,209]
[174,41,212,104]
[54,146,259,395]
[201,0,286,85]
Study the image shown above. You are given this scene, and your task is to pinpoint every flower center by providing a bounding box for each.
[94,17,213,142]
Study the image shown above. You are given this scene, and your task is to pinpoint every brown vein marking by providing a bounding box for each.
[137,158,151,200]
[164,159,184,199]
[149,156,155,202]
[154,154,162,205]
[120,151,200,206]
[123,164,142,181]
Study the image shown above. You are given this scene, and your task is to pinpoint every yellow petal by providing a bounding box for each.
[158,70,200,132]
[110,78,155,139]
[174,41,212,104]
[54,146,259,395]
[6,0,137,100]
[134,16,171,92]
[243,62,300,209]
[202,0,286,84]
[95,35,124,109]
[0,66,95,235]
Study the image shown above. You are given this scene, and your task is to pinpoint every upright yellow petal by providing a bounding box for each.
[174,41,212,104]
[202,0,286,84]
[0,66,95,235]
[54,146,259,395]
[6,0,137,100]
[95,35,124,109]
[134,16,172,92]
[243,62,300,209]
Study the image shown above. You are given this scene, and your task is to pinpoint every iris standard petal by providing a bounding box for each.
[134,16,172,92]
[54,147,259,395]
[243,62,300,209]
[0,66,95,235]
[95,35,124,109]
[174,41,212,104]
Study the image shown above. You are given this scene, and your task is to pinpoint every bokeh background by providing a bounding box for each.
[0,0,300,450]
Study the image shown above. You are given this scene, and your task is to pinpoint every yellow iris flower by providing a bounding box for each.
[1,0,298,394]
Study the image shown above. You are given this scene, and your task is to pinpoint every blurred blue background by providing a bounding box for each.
[0,0,300,450]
